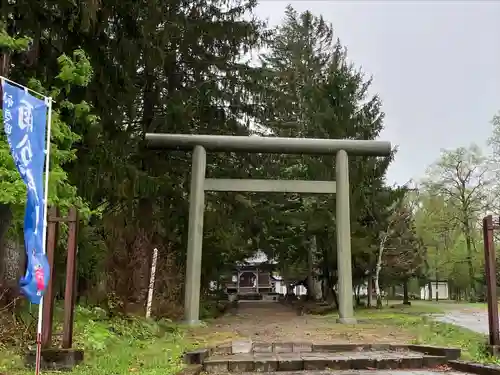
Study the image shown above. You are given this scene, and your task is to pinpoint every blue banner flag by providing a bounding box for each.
[2,80,49,304]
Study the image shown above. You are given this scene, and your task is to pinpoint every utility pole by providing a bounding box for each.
[483,215,500,354]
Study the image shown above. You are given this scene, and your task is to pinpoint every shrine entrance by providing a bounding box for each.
[145,133,391,325]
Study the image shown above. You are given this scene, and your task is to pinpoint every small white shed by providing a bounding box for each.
[420,281,449,300]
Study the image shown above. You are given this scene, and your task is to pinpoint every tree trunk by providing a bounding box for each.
[2,239,23,283]
[367,274,373,308]
[0,204,13,283]
[0,51,11,78]
[325,278,334,304]
[0,238,24,311]
[374,234,387,309]
[310,236,322,300]
[427,282,433,301]
[312,278,322,301]
[403,279,410,305]
[321,277,327,301]
[464,227,476,301]
[321,246,334,303]
[332,288,339,308]
[0,205,21,311]
[322,269,336,306]
[307,237,314,301]
[355,284,361,306]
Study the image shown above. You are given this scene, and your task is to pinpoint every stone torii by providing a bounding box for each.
[145,133,392,325]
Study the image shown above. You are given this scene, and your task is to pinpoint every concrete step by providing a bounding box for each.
[203,351,448,373]
[237,371,471,375]
[238,294,262,301]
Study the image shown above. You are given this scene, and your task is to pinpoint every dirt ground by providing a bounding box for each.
[187,302,414,345]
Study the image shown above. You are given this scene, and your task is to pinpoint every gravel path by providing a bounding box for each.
[189,302,413,344]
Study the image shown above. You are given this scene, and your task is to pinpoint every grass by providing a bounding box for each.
[0,305,194,375]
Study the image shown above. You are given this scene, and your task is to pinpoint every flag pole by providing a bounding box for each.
[35,96,53,375]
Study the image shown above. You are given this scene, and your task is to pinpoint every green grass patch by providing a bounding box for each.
[375,301,447,314]
[0,306,194,375]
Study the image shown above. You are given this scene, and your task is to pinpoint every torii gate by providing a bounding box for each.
[145,133,392,325]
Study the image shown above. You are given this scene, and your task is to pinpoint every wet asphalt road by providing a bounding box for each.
[433,310,490,334]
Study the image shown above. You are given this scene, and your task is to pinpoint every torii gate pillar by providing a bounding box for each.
[184,146,206,323]
[336,149,355,323]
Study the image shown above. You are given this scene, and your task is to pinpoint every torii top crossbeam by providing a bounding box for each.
[145,133,391,156]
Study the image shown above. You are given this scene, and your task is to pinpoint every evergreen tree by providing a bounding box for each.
[2,0,269,309]
[252,5,395,304]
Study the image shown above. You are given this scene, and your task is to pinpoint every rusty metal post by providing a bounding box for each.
[483,215,499,348]
[41,207,60,348]
[62,208,78,349]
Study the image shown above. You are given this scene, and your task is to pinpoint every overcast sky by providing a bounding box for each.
[253,0,500,185]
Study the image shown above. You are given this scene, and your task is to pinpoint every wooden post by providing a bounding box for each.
[483,215,500,349]
[146,247,158,318]
[62,208,78,349]
[41,207,60,348]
